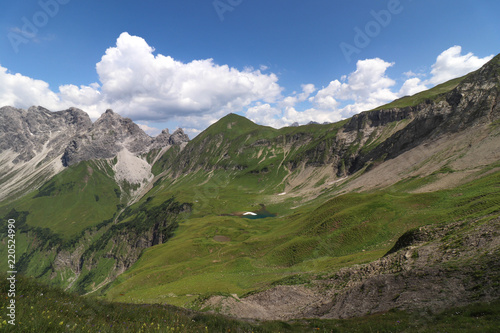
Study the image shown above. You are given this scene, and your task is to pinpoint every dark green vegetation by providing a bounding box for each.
[1,274,499,332]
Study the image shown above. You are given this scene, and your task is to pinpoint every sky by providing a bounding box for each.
[0,0,499,138]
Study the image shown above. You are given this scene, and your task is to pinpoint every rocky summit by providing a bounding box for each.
[61,109,188,166]
[0,106,92,164]
[0,107,188,201]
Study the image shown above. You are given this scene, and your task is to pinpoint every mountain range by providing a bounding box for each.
[1,54,499,323]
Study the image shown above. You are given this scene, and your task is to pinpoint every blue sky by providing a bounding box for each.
[1,0,498,137]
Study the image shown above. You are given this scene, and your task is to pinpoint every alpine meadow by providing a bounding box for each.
[1,1,500,332]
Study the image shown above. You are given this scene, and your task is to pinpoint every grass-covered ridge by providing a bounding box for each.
[158,112,351,177]
[372,75,468,110]
[373,53,500,111]
[1,273,499,332]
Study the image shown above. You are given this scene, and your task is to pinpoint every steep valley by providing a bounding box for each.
[1,54,500,327]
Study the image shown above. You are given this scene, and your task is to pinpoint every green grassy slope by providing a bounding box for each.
[102,57,500,306]
[0,160,125,290]
[103,167,500,307]
[0,160,121,240]
[157,112,352,177]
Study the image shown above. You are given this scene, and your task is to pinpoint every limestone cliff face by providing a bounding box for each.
[0,106,189,201]
[280,54,500,176]
[0,106,92,201]
[347,55,499,173]
[61,109,189,167]
[0,106,92,164]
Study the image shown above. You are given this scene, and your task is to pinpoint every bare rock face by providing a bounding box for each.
[152,129,172,148]
[0,106,92,164]
[169,128,190,145]
[61,109,189,166]
[61,109,153,166]
[0,106,189,200]
[342,54,500,174]
[150,128,190,150]
[0,106,93,201]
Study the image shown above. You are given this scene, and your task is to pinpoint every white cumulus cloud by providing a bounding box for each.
[0,40,495,134]
[95,32,283,121]
[0,32,285,133]
[246,103,284,128]
[0,65,61,110]
[307,58,399,119]
[398,77,428,96]
[281,84,316,108]
[428,46,493,85]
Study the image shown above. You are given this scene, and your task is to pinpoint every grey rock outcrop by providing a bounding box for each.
[61,109,153,166]
[345,54,500,173]
[61,109,189,166]
[0,106,92,164]
[169,128,190,145]
[0,106,93,201]
[0,106,189,200]
[150,128,190,149]
[152,129,172,148]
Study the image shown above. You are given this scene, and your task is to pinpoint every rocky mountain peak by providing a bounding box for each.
[56,107,93,129]
[151,129,172,148]
[0,106,92,164]
[170,128,189,145]
[0,106,94,201]
[0,105,190,169]
[60,109,189,166]
[150,128,189,149]
[92,109,147,138]
[62,110,148,166]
